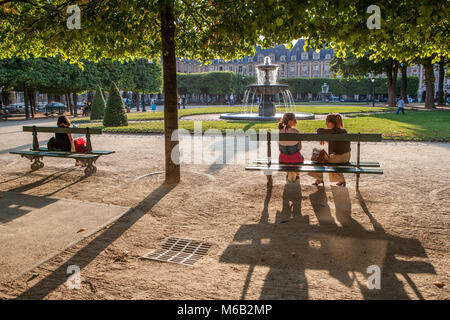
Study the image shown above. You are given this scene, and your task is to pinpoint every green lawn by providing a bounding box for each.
[293,102,369,105]
[80,110,450,142]
[73,105,392,123]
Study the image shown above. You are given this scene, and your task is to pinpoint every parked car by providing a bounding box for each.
[36,102,47,113]
[45,102,66,115]
[4,103,25,113]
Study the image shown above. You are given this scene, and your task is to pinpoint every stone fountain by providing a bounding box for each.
[220,56,315,121]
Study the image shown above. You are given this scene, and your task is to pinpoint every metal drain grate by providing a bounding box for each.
[142,237,212,266]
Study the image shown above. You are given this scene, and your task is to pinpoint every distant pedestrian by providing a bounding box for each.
[229,94,234,105]
[181,95,186,109]
[396,97,405,115]
[177,95,181,109]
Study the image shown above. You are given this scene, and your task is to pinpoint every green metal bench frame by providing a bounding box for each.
[246,131,383,191]
[10,125,114,176]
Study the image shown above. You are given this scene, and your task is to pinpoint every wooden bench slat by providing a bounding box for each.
[253,159,380,167]
[11,150,99,159]
[23,126,102,134]
[245,165,384,175]
[249,133,382,142]
[33,147,115,155]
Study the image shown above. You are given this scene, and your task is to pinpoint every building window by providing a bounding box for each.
[302,64,308,73]
[325,64,329,73]
[290,66,296,74]
[269,54,275,62]
[258,55,264,62]
[302,52,308,60]
[313,53,320,60]
[280,55,286,61]
[325,54,331,60]
[248,57,253,63]
[229,66,233,71]
[291,55,296,61]
[238,66,243,73]
[313,65,319,72]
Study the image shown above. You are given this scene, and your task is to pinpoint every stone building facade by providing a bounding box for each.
[176,39,334,79]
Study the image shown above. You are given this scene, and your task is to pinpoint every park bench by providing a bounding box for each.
[245,131,383,191]
[10,126,115,176]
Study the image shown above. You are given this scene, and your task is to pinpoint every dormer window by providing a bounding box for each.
[301,52,308,60]
[248,57,253,63]
[258,55,264,62]
[280,55,286,61]
[313,52,320,60]
[291,55,296,61]
[325,54,331,60]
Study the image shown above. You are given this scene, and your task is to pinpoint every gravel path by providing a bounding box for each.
[0,120,448,300]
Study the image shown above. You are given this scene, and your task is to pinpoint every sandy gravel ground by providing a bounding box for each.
[0,120,448,300]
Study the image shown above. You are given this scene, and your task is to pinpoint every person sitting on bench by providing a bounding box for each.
[55,115,85,166]
[278,112,304,182]
[309,113,351,187]
[55,115,74,152]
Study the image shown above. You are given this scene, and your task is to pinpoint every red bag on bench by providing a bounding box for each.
[74,137,87,153]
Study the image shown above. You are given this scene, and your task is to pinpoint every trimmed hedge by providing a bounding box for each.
[90,85,106,120]
[279,76,420,96]
[103,82,128,127]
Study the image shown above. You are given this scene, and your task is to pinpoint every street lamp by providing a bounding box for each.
[371,77,376,107]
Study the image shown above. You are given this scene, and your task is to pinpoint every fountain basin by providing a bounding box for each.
[219,112,315,121]
[246,84,289,95]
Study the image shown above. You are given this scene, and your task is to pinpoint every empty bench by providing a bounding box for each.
[10,126,115,176]
[245,131,383,191]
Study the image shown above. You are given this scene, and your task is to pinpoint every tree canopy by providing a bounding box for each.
[0,57,162,95]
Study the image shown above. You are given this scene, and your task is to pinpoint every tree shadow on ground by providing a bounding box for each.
[8,168,76,194]
[220,182,435,300]
[15,183,174,299]
[0,191,59,224]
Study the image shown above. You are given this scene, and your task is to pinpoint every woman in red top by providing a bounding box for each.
[278,113,303,182]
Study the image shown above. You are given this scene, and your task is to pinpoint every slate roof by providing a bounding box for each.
[178,39,333,64]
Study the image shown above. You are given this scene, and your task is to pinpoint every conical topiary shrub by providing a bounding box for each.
[90,85,106,120]
[103,82,128,127]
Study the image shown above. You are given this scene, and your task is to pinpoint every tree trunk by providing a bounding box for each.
[142,94,147,112]
[28,91,35,118]
[72,93,78,117]
[24,85,30,120]
[401,64,408,104]
[33,92,38,115]
[161,1,180,184]
[87,91,94,104]
[1,91,10,106]
[437,56,445,106]
[386,60,398,107]
[135,92,140,112]
[423,59,436,109]
[66,93,73,115]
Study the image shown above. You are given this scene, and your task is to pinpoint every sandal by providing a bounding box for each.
[312,179,324,186]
